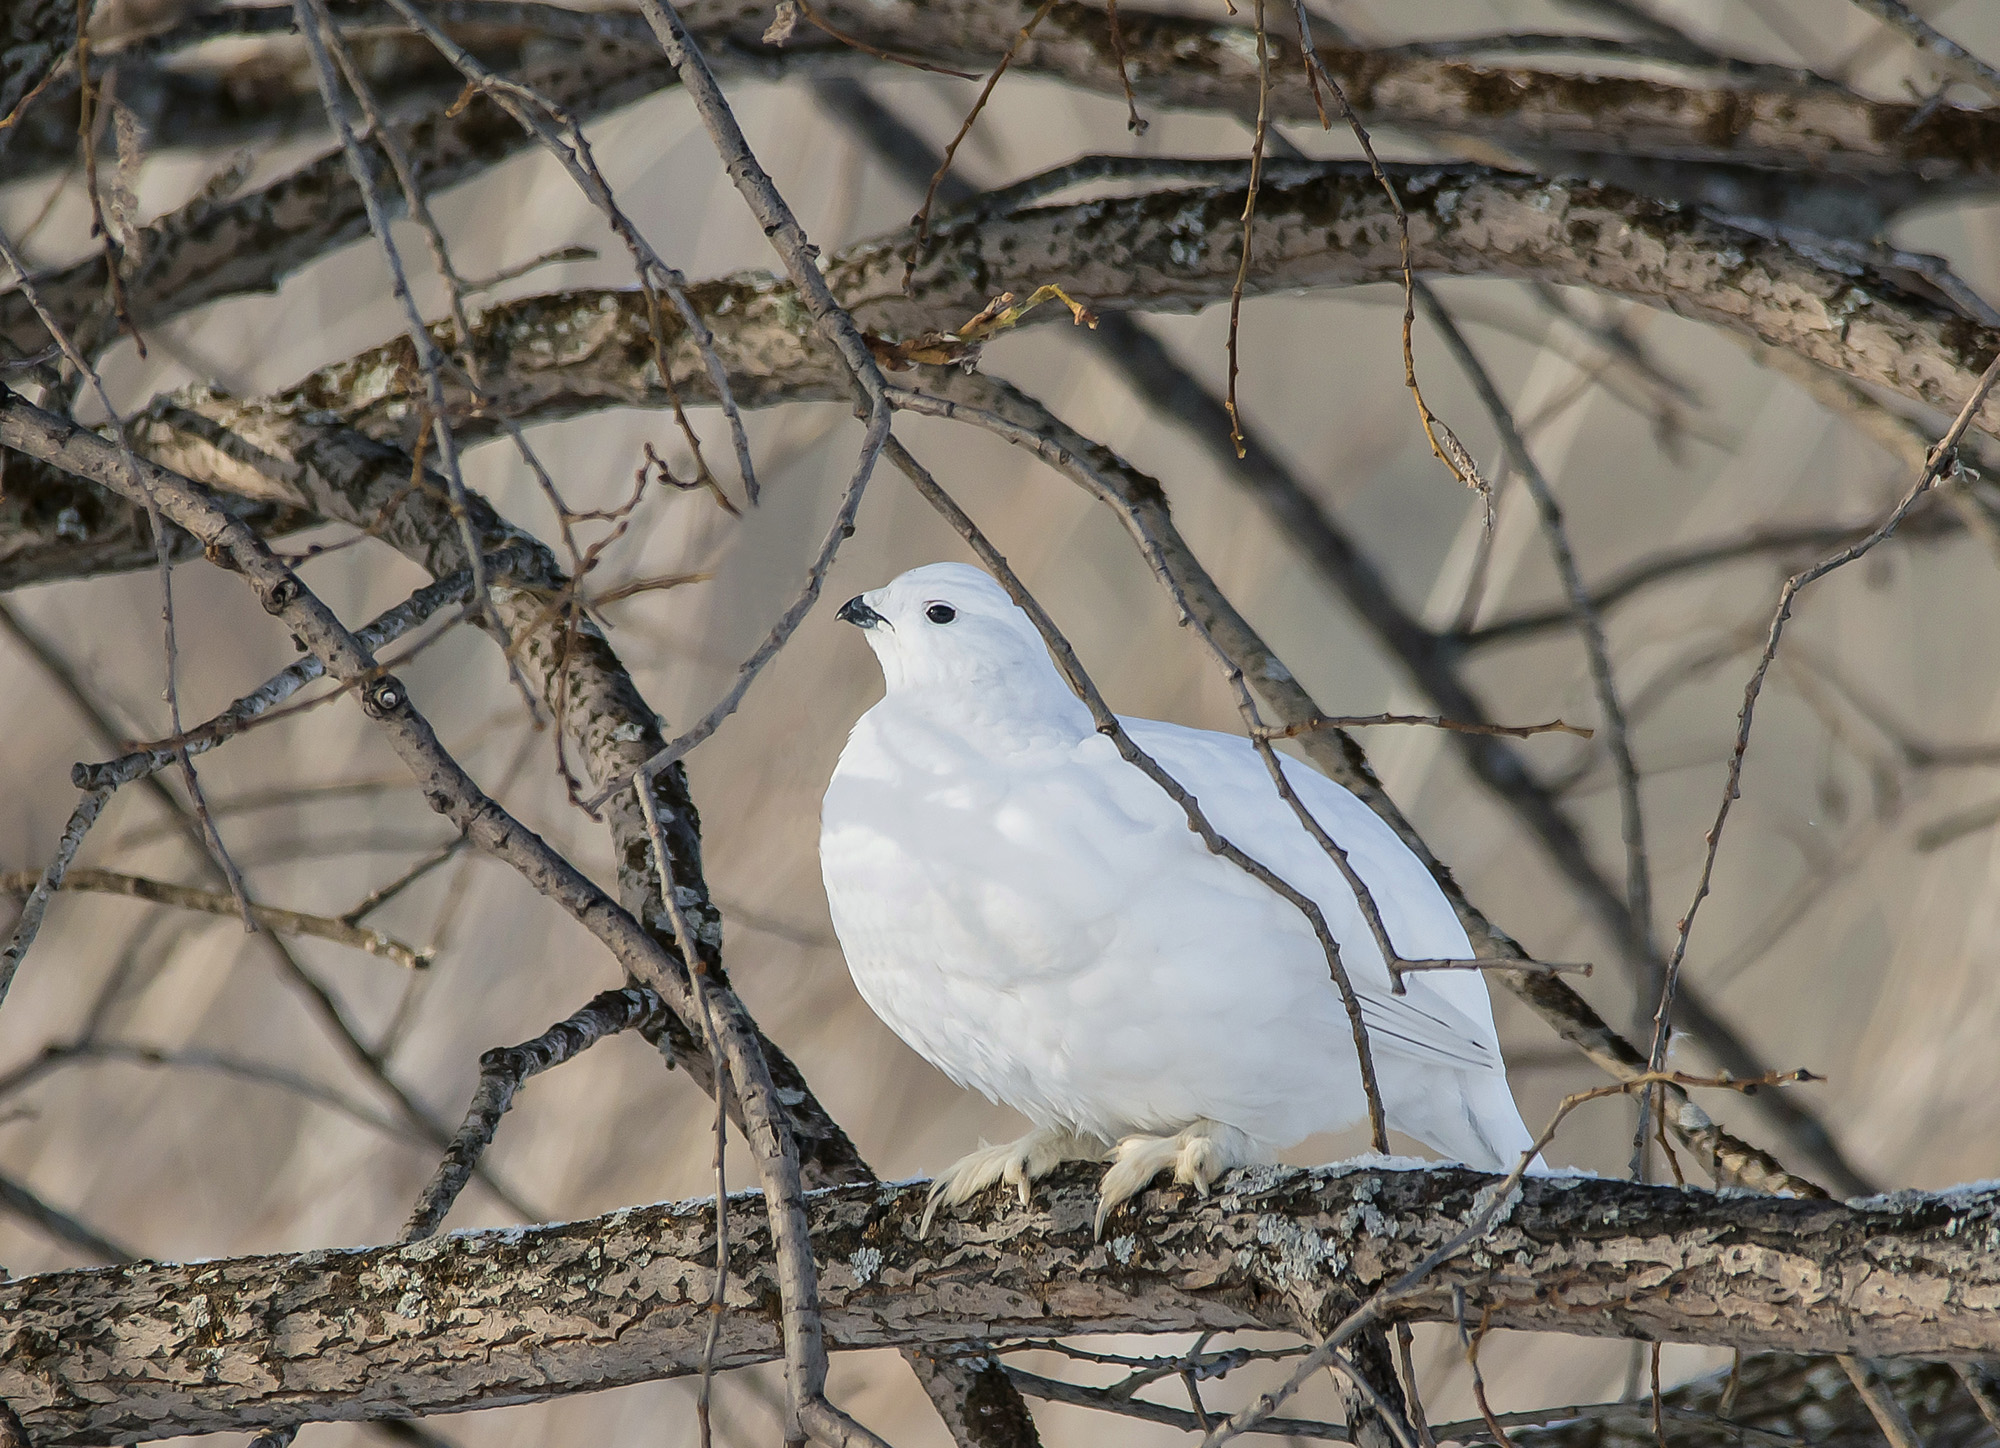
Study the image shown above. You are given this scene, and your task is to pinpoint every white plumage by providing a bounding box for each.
[820,563,1540,1231]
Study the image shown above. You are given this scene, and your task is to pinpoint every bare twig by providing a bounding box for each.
[290,0,516,702]
[0,1170,132,1264]
[0,219,255,932]
[372,0,755,507]
[905,0,1058,289]
[0,868,431,968]
[0,1040,422,1153]
[617,0,900,814]
[1288,6,1489,512]
[1836,1357,1926,1448]
[340,834,471,925]
[1225,0,1270,458]
[0,785,109,1015]
[1648,346,2000,1098]
[634,784,733,1448]
[1257,714,1592,741]
[1845,0,2000,98]
[73,568,479,793]
[1414,284,1652,965]
[404,986,666,1240]
[1103,0,1146,133]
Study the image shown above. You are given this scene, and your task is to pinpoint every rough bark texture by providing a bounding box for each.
[12,0,1999,354]
[15,0,1999,188]
[0,451,313,589]
[4,1165,1996,1447]
[224,167,2000,456]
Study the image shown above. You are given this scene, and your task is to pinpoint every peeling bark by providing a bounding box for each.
[3,1166,1996,1447]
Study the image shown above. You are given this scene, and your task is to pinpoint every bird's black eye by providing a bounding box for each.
[925,603,957,624]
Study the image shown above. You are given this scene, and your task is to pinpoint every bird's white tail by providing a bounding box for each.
[1396,1071,1550,1176]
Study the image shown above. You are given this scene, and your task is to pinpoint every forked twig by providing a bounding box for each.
[1643,345,2000,1123]
[1287,3,1490,515]
[404,986,666,1240]
[904,0,1058,291]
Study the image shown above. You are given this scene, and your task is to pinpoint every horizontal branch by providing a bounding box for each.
[5,1164,1996,1446]
[15,0,1996,191]
[265,163,2000,451]
[11,0,1995,358]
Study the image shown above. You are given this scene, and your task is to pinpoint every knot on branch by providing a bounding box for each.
[260,576,301,614]
[363,677,408,718]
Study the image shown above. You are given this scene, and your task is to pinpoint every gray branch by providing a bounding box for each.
[4,1165,1997,1447]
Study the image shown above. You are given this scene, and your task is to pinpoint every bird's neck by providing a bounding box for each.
[872,675,1095,759]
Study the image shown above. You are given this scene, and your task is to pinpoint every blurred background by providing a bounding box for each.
[3,0,1999,1443]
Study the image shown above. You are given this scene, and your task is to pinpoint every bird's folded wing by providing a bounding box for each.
[1356,988,1499,1071]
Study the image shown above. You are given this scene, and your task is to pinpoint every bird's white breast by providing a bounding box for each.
[821,699,1505,1147]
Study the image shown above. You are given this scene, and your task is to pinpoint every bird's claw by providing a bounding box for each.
[920,1127,1105,1236]
[1093,1120,1258,1239]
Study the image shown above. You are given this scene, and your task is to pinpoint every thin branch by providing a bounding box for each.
[1648,345,2000,1105]
[340,834,471,925]
[1257,713,1593,741]
[371,0,755,507]
[0,783,107,1015]
[0,869,430,969]
[0,217,255,932]
[621,0,900,822]
[0,1169,132,1264]
[0,1040,423,1152]
[290,0,513,698]
[1290,7,1490,512]
[1225,0,1269,458]
[404,986,666,1240]
[1845,0,2000,98]
[72,568,478,793]
[596,401,886,809]
[635,785,733,1448]
[1836,1358,1926,1448]
[1448,521,1918,649]
[905,0,1057,286]
[1415,283,1652,958]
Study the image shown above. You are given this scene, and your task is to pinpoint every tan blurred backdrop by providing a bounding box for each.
[4,1,2000,1443]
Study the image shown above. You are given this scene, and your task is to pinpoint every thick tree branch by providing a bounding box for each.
[11,0,1998,359]
[3,1165,1996,1446]
[0,455,313,591]
[248,165,2000,456]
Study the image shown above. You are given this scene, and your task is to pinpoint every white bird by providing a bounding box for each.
[820,562,1541,1233]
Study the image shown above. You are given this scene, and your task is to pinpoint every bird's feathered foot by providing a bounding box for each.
[1095,1120,1262,1237]
[921,1126,1107,1235]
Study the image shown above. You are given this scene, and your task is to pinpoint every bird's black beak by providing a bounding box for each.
[837,595,885,629]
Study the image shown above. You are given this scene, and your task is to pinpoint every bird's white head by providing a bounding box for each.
[837,563,1077,713]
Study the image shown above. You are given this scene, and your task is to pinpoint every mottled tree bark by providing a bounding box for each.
[4,1166,1996,1447]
